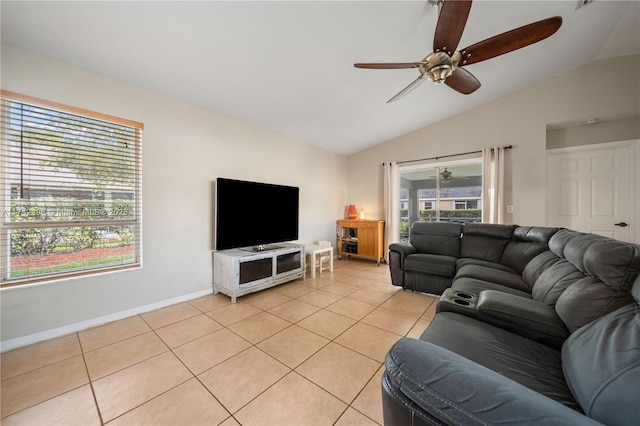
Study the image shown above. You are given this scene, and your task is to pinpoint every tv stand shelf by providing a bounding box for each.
[213,243,305,303]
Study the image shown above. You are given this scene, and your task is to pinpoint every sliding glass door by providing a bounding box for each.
[399,161,482,241]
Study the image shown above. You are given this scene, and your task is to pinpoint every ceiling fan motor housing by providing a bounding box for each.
[422,51,462,83]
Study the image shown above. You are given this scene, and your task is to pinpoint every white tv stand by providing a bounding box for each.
[213,243,305,303]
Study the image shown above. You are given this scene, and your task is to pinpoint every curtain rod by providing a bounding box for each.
[383,144,513,166]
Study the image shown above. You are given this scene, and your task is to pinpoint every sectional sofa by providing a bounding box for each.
[384,222,640,425]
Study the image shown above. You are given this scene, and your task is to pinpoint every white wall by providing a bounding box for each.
[347,54,640,226]
[547,115,640,149]
[0,44,347,347]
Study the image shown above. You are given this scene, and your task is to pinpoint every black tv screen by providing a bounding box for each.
[215,178,299,251]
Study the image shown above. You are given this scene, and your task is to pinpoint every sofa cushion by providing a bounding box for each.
[454,264,529,292]
[562,294,640,425]
[555,277,635,333]
[584,240,640,290]
[420,312,580,410]
[455,257,516,272]
[548,229,581,257]
[530,259,586,305]
[460,223,517,262]
[405,254,457,277]
[522,250,562,288]
[500,227,559,273]
[563,233,607,273]
[409,222,462,257]
[552,239,640,332]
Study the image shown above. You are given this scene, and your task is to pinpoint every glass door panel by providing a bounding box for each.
[399,162,482,241]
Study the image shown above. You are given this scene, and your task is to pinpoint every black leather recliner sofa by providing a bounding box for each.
[389,222,558,296]
[383,222,640,425]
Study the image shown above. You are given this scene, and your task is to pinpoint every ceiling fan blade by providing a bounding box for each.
[460,16,562,66]
[433,0,472,53]
[354,62,424,69]
[387,76,426,103]
[445,67,481,94]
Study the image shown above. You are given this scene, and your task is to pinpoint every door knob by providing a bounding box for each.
[614,222,629,227]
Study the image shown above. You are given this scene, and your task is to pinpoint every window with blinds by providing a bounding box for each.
[1,91,143,286]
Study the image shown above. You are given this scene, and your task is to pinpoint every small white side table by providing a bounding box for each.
[304,244,334,278]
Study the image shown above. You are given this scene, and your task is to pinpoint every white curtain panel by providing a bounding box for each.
[383,161,400,262]
[482,146,505,224]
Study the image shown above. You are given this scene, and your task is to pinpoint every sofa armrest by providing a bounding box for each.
[383,338,599,426]
[437,289,569,348]
[389,242,417,261]
[476,290,569,348]
[388,243,417,287]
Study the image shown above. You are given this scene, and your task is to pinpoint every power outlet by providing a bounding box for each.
[506,205,514,214]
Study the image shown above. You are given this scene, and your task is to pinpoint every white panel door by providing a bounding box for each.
[547,142,635,242]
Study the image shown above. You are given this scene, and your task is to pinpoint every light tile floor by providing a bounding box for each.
[0,258,437,425]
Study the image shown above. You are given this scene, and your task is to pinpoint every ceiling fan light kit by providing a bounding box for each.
[355,0,562,102]
[427,64,452,84]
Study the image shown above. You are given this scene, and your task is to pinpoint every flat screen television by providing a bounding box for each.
[215,178,299,251]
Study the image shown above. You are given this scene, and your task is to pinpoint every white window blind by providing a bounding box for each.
[1,91,143,286]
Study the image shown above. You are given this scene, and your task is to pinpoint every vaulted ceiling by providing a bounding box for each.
[2,1,639,155]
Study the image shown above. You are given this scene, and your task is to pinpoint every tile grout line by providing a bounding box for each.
[2,261,431,425]
[0,334,101,422]
[187,286,381,424]
[76,331,107,425]
[102,315,232,425]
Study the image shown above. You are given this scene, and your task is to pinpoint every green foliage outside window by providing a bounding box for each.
[420,209,481,219]
[9,197,134,256]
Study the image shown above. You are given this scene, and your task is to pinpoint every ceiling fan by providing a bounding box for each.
[354,0,562,103]
[440,168,453,180]
[439,168,471,181]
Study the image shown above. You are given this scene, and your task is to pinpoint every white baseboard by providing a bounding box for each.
[1,288,213,353]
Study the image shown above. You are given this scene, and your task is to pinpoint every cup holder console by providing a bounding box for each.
[454,291,474,300]
[452,298,472,306]
[451,291,476,306]
[437,289,478,314]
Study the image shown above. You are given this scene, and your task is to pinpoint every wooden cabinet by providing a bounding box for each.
[336,219,385,265]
